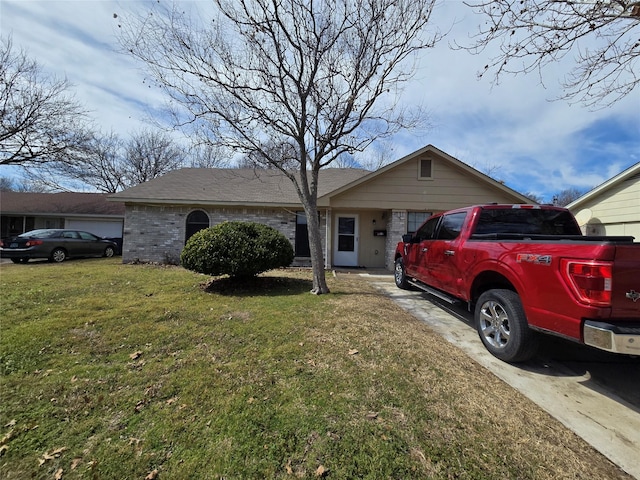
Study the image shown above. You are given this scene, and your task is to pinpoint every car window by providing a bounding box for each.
[436,212,467,240]
[18,230,59,238]
[414,216,440,242]
[62,231,80,239]
[78,232,99,240]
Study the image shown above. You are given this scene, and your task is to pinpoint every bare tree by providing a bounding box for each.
[25,131,127,192]
[22,130,185,193]
[0,176,15,191]
[188,143,230,168]
[0,36,92,165]
[553,187,586,206]
[523,192,545,204]
[117,0,441,293]
[461,0,640,107]
[123,129,185,185]
[0,175,49,192]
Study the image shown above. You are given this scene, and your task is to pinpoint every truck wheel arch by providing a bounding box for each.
[470,270,517,305]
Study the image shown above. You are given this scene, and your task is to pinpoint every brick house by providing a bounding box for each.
[109,144,532,269]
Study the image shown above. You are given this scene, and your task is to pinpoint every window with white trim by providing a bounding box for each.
[407,212,432,235]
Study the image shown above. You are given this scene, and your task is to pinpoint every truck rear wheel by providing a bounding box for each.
[475,289,538,362]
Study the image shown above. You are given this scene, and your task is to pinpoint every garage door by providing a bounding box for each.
[65,220,123,238]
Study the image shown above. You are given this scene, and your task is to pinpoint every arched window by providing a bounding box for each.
[185,210,209,243]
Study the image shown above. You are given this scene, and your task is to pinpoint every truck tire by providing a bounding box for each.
[475,289,538,362]
[394,257,410,290]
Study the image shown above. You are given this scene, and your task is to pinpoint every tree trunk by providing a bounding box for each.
[305,203,330,294]
[297,166,329,294]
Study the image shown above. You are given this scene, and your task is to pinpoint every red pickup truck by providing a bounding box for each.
[394,204,640,362]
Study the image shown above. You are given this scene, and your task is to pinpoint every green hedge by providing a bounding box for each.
[181,221,294,278]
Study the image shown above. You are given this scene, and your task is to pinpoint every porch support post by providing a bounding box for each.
[324,208,331,269]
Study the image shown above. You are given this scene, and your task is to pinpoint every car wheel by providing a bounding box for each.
[11,258,21,264]
[50,248,67,263]
[474,289,538,363]
[394,257,410,290]
[104,246,115,258]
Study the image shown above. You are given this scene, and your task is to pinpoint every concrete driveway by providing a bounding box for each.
[360,273,640,480]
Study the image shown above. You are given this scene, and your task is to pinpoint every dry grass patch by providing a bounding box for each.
[0,260,631,479]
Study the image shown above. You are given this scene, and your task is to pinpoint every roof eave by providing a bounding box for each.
[110,197,304,209]
[566,162,640,210]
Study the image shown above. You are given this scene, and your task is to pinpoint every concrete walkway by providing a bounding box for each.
[356,272,640,480]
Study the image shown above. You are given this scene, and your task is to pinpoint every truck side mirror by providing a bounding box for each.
[402,234,414,243]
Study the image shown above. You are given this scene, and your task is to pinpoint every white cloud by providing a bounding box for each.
[2,0,638,201]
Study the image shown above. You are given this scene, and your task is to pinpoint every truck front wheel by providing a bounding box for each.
[394,257,410,290]
[475,289,538,362]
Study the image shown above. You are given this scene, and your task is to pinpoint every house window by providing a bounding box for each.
[418,159,433,179]
[185,210,209,243]
[407,212,431,235]
[295,212,310,257]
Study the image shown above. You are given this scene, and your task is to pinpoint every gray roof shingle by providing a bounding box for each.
[108,168,370,206]
[0,192,125,216]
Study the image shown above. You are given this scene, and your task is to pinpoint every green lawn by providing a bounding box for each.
[0,259,630,479]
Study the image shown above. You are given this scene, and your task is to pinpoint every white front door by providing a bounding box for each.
[333,214,359,266]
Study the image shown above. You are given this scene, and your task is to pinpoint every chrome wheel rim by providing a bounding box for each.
[478,300,511,349]
[394,261,403,285]
[52,250,65,262]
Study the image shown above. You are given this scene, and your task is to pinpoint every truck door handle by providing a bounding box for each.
[421,248,428,253]
[444,250,455,256]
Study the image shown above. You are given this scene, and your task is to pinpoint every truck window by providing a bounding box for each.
[476,208,581,235]
[414,216,440,242]
[436,212,467,240]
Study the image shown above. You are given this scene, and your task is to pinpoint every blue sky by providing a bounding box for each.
[2,0,639,202]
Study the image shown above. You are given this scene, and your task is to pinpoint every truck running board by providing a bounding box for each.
[407,279,461,305]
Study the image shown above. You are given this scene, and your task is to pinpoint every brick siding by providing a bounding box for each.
[121,204,326,265]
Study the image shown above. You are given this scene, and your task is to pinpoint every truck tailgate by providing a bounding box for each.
[612,245,640,319]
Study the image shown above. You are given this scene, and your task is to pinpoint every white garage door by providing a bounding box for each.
[65,220,123,238]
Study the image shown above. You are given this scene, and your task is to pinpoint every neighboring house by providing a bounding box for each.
[109,144,532,269]
[0,192,125,248]
[566,162,640,240]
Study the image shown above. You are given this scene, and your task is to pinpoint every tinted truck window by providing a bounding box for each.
[436,212,467,240]
[475,208,581,236]
[415,216,440,242]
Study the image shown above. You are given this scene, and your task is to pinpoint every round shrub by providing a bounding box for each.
[181,221,294,278]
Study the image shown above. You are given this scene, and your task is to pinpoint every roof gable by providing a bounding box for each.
[321,144,532,206]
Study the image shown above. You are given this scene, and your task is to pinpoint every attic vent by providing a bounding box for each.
[419,159,433,179]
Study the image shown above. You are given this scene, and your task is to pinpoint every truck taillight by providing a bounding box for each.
[561,260,612,307]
